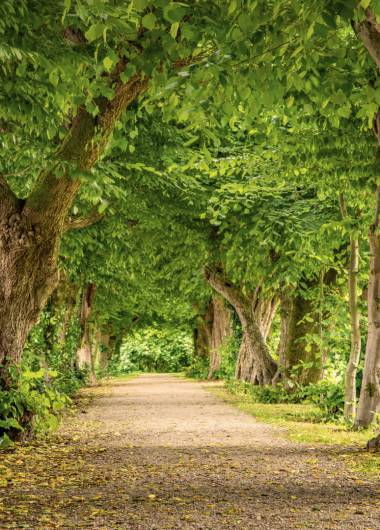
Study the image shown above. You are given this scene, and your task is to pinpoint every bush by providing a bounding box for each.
[225,379,345,422]
[185,356,209,379]
[0,369,70,450]
[111,327,193,373]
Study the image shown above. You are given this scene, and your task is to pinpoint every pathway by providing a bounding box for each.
[1,374,380,529]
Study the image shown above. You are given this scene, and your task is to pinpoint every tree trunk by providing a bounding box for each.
[205,268,277,385]
[208,295,232,379]
[350,10,380,436]
[254,297,278,341]
[367,432,380,451]
[338,195,362,420]
[0,72,148,389]
[76,283,97,384]
[274,290,324,386]
[235,296,278,384]
[94,331,114,372]
[344,235,362,420]
[0,182,63,387]
[193,302,213,358]
[57,277,78,347]
[355,231,380,427]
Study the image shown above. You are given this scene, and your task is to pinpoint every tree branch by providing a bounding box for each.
[205,266,247,310]
[373,184,380,230]
[64,208,105,232]
[338,192,348,219]
[354,8,380,72]
[24,66,149,231]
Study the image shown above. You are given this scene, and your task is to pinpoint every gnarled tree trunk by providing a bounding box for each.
[0,72,148,390]
[0,178,73,387]
[205,268,277,385]
[208,295,232,379]
[235,295,278,384]
[274,290,324,386]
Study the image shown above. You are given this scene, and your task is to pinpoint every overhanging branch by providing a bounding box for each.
[65,208,104,231]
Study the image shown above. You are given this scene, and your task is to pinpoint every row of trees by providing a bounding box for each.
[1,1,380,447]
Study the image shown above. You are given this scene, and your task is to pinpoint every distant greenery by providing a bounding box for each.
[110,327,193,373]
[186,335,239,380]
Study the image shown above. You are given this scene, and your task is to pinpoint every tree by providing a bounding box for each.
[0,0,261,388]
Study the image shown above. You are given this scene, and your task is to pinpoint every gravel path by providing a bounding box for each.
[1,374,380,529]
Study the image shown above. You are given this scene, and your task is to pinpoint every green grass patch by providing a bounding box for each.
[207,385,380,476]
[105,372,141,382]
[342,452,380,477]
[209,386,377,446]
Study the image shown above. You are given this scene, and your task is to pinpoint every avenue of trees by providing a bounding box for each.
[2,0,380,450]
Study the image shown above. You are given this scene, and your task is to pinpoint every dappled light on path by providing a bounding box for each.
[1,374,380,529]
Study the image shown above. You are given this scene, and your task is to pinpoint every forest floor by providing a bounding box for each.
[1,374,380,529]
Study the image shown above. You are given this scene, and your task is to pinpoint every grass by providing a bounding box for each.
[207,384,380,477]
[104,372,141,381]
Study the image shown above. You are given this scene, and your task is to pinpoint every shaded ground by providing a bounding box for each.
[1,374,380,529]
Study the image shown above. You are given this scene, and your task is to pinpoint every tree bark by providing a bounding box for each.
[76,283,97,384]
[367,432,380,451]
[235,295,278,384]
[0,71,148,389]
[355,229,380,427]
[94,331,115,372]
[345,235,362,419]
[193,302,213,358]
[353,16,380,434]
[338,194,362,420]
[205,268,277,385]
[208,295,232,379]
[274,290,324,386]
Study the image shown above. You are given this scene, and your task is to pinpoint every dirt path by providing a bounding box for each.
[1,374,380,529]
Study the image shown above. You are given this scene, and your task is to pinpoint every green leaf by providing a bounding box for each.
[170,22,180,39]
[142,13,157,30]
[120,63,137,83]
[85,23,105,43]
[98,201,108,214]
[103,56,114,71]
[48,69,59,87]
[163,5,188,23]
[372,0,380,17]
[228,0,238,15]
[63,0,72,20]
[134,0,150,10]
[238,13,251,33]
[0,434,14,449]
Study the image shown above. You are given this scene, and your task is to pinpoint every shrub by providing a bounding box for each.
[225,379,345,422]
[0,369,70,450]
[185,356,209,379]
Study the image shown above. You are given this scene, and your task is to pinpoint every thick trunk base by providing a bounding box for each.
[367,433,380,452]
